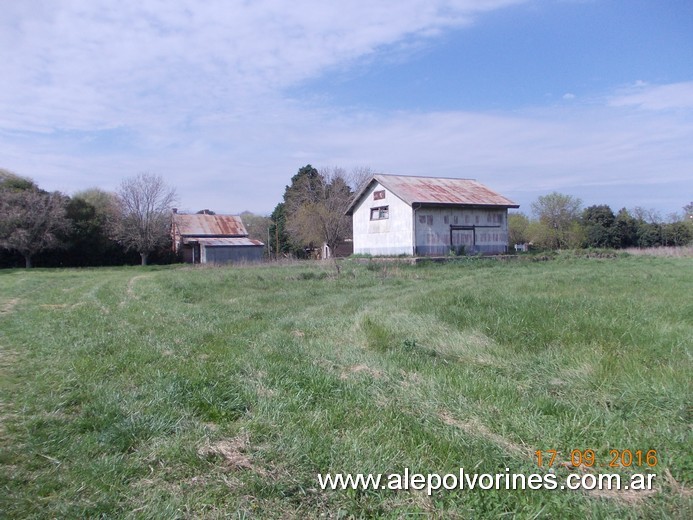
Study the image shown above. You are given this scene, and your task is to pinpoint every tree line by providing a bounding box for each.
[1,166,691,268]
[0,165,366,267]
[0,170,177,268]
[509,192,693,250]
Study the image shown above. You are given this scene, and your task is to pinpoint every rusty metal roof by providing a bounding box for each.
[182,237,264,247]
[174,213,248,237]
[347,174,519,214]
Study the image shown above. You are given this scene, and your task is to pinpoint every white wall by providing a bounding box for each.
[352,182,414,255]
[352,183,510,256]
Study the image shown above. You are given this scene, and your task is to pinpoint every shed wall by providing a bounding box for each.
[202,245,264,264]
[414,207,509,255]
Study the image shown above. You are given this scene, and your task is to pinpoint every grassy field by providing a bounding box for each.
[0,255,691,518]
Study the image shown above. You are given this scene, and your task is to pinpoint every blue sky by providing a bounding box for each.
[1,0,691,217]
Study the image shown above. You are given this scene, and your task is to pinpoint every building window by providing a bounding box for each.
[373,190,385,200]
[444,215,449,224]
[370,206,389,220]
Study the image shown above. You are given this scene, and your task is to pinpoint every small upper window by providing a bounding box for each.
[373,190,385,200]
[370,206,389,220]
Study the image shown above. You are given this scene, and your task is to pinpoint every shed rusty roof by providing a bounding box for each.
[182,237,263,247]
[173,213,248,237]
[347,174,519,214]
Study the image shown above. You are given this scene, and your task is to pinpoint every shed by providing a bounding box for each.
[345,174,519,256]
[172,212,264,264]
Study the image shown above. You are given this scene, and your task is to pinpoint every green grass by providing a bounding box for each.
[0,256,691,518]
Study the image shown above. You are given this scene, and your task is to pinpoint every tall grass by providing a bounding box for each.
[624,245,693,257]
[0,257,691,518]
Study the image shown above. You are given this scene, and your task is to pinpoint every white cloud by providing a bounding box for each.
[0,0,526,134]
[0,0,691,216]
[5,93,690,215]
[609,81,693,110]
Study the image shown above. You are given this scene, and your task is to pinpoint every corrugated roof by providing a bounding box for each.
[183,237,264,247]
[376,174,518,207]
[347,174,519,214]
[174,214,248,237]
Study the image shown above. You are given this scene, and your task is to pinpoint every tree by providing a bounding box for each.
[285,167,350,256]
[582,204,616,248]
[112,173,177,266]
[59,188,132,266]
[508,212,530,246]
[662,221,692,246]
[0,168,38,191]
[631,207,664,247]
[240,210,271,243]
[282,165,369,258]
[531,192,582,249]
[684,202,693,222]
[612,208,638,248]
[269,202,294,258]
[0,170,71,268]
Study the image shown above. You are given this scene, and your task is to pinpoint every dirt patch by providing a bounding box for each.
[340,364,384,380]
[39,302,87,311]
[0,298,19,315]
[663,468,691,499]
[0,346,19,368]
[120,275,151,306]
[198,433,266,476]
[399,370,423,389]
[248,371,276,398]
[254,382,276,398]
[439,411,531,458]
[585,485,657,504]
[0,347,21,439]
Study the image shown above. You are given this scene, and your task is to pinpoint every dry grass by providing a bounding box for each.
[198,433,267,476]
[624,245,693,257]
[0,297,19,314]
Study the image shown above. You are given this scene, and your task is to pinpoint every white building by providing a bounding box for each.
[345,174,519,256]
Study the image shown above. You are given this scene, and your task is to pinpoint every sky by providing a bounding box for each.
[1,0,692,217]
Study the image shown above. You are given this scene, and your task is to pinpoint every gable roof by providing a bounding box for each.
[346,174,519,214]
[173,213,247,237]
